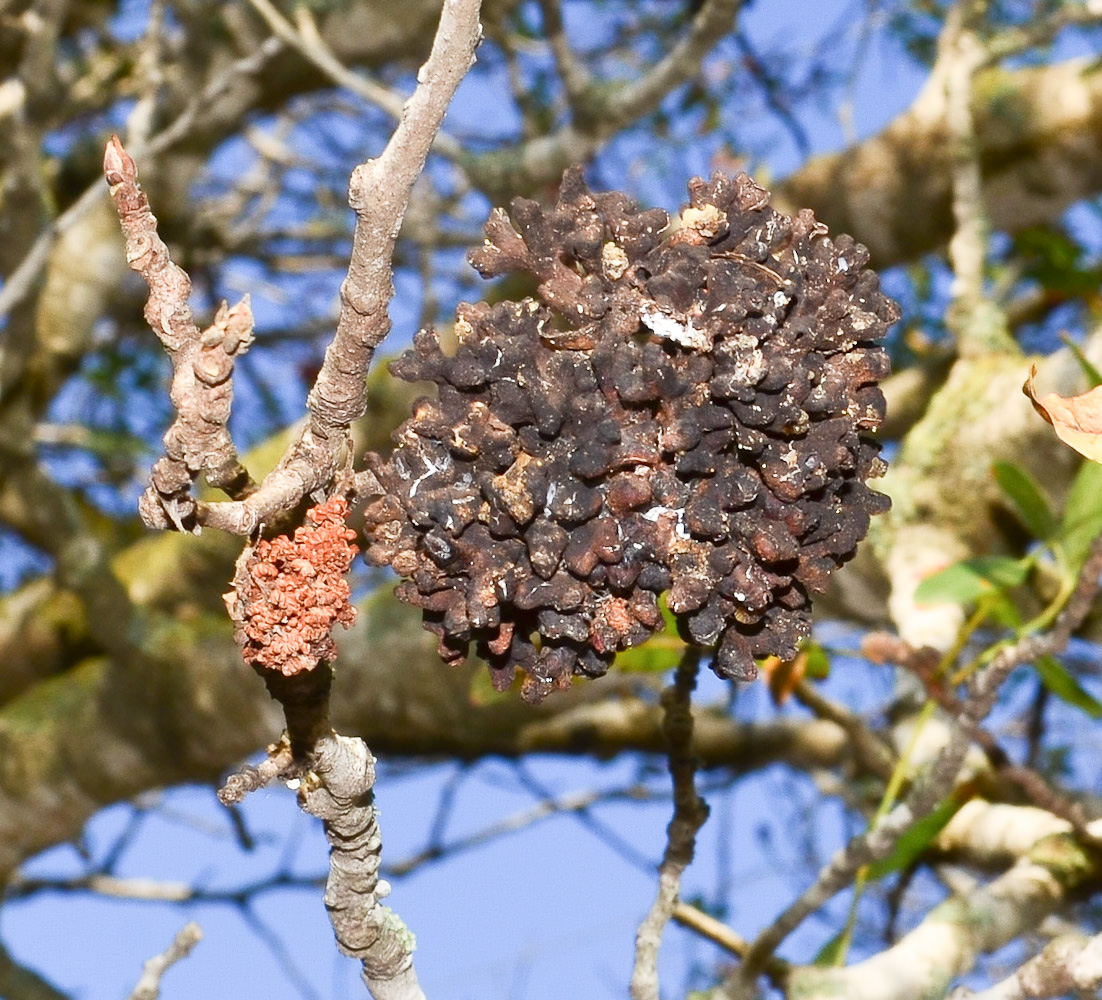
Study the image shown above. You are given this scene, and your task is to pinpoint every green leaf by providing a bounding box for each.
[1034,655,1102,719]
[1059,333,1102,388]
[813,929,849,967]
[803,641,831,680]
[982,589,1024,629]
[468,665,519,706]
[614,594,687,674]
[914,556,1030,606]
[614,635,687,673]
[865,793,969,881]
[992,461,1058,540]
[1056,460,1102,569]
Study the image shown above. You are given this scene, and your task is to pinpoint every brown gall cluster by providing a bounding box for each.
[363,168,897,701]
[227,497,359,676]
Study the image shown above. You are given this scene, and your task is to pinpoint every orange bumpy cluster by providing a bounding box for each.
[232,497,359,676]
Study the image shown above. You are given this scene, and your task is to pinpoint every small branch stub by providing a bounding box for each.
[104,134,256,531]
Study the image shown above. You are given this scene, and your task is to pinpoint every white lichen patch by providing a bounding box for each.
[640,306,712,351]
[679,204,729,241]
[850,310,874,332]
[726,333,767,384]
[641,504,690,539]
[601,241,630,280]
[454,314,475,342]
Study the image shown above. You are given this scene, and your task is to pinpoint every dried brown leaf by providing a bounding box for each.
[1024,365,1102,463]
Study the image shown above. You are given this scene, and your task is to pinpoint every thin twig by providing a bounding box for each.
[630,650,709,1000]
[218,740,297,806]
[0,37,282,326]
[896,640,1094,837]
[124,0,166,151]
[941,0,1014,356]
[126,922,203,1000]
[606,0,741,125]
[190,0,483,536]
[245,0,466,164]
[513,762,656,874]
[984,2,1102,64]
[536,0,593,114]
[105,136,257,529]
[791,678,896,780]
[468,0,742,195]
[673,902,791,988]
[725,534,1102,996]
[240,903,321,1000]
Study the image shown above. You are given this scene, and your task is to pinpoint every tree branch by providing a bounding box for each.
[0,37,283,327]
[941,0,1015,357]
[778,57,1102,268]
[298,734,424,1000]
[244,0,465,164]
[0,577,861,880]
[966,930,1102,1000]
[786,819,1102,1000]
[722,534,1102,996]
[189,0,483,536]
[631,651,709,1000]
[465,0,742,199]
[105,135,257,529]
[0,940,70,1000]
[126,922,202,1000]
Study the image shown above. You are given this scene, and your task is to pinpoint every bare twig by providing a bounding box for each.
[723,534,1102,997]
[468,0,742,196]
[966,930,1102,1000]
[673,901,751,958]
[673,902,791,988]
[984,1,1102,64]
[218,739,297,806]
[887,639,1094,838]
[864,634,1094,837]
[536,0,593,115]
[631,651,709,1000]
[606,0,740,126]
[512,762,656,874]
[127,922,203,1000]
[300,734,424,1000]
[188,0,482,536]
[105,135,257,529]
[124,0,166,151]
[0,37,282,327]
[791,678,896,781]
[0,179,106,331]
[732,27,811,160]
[239,903,321,1000]
[965,534,1102,724]
[244,0,465,165]
[941,0,1014,357]
[140,738,427,1000]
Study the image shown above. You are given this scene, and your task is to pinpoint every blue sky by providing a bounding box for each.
[1,3,947,998]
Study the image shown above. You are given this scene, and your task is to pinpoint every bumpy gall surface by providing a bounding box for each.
[230,497,359,676]
[363,169,897,701]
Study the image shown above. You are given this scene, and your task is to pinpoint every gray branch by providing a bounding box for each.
[300,735,424,1000]
[127,922,203,1000]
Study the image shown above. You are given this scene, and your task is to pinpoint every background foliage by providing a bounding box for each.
[3,1,1102,998]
